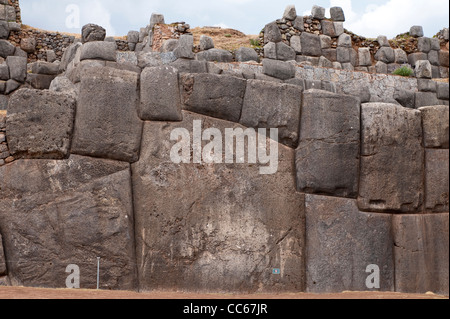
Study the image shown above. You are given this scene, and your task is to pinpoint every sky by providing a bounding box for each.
[21,0,449,39]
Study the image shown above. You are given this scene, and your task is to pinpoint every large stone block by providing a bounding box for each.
[240,80,302,148]
[375,47,395,64]
[358,103,424,213]
[296,90,360,198]
[59,42,82,71]
[393,214,449,296]
[174,35,195,59]
[408,52,428,67]
[358,47,372,66]
[394,89,416,109]
[140,66,182,121]
[415,60,432,78]
[311,5,325,20]
[305,195,394,293]
[80,41,117,62]
[0,39,15,58]
[415,92,440,108]
[81,24,106,43]
[6,56,26,83]
[262,58,295,80]
[170,58,208,74]
[132,112,306,293]
[321,20,336,37]
[439,50,449,67]
[6,89,76,159]
[235,47,258,62]
[26,73,57,90]
[394,48,408,64]
[419,105,449,148]
[71,67,143,163]
[196,48,233,63]
[0,155,137,290]
[410,25,424,38]
[330,6,345,21]
[417,37,431,53]
[264,21,282,43]
[425,149,449,212]
[300,32,322,57]
[180,73,246,123]
[437,82,449,100]
[276,42,296,61]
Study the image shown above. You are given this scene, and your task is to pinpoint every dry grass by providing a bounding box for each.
[190,27,259,51]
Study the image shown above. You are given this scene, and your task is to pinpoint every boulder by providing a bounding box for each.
[311,5,325,19]
[276,42,296,61]
[293,16,304,31]
[6,56,27,83]
[415,60,432,78]
[393,214,449,296]
[149,13,165,29]
[415,91,441,108]
[408,52,428,67]
[0,155,137,290]
[49,75,78,99]
[296,90,360,198]
[262,58,295,80]
[81,24,106,43]
[20,37,36,53]
[425,149,449,212]
[437,82,449,100]
[235,47,258,62]
[305,194,394,293]
[140,66,182,121]
[410,25,424,38]
[419,105,449,148]
[300,32,322,57]
[283,5,297,21]
[170,58,208,74]
[0,39,15,58]
[174,35,194,59]
[321,20,336,37]
[337,33,352,48]
[71,67,143,163]
[137,51,162,68]
[180,73,246,123]
[264,21,282,43]
[358,103,424,213]
[196,48,233,63]
[31,61,60,75]
[330,7,345,21]
[240,79,302,148]
[375,47,395,64]
[394,89,415,109]
[417,37,431,53]
[160,39,179,53]
[26,74,57,90]
[358,47,372,66]
[199,35,215,51]
[80,41,117,61]
[59,42,82,71]
[377,35,390,47]
[132,112,306,293]
[127,30,139,44]
[6,89,76,159]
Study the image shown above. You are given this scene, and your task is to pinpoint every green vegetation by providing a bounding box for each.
[250,38,261,48]
[224,34,232,38]
[392,65,414,77]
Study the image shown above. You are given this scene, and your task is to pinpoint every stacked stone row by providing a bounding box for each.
[0,0,20,40]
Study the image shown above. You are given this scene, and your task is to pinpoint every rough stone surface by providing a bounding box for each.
[264,22,282,43]
[0,234,5,276]
[408,52,428,67]
[60,43,82,71]
[26,73,57,90]
[71,67,143,163]
[415,60,432,79]
[393,214,449,296]
[31,62,60,75]
[296,90,360,198]
[196,49,233,63]
[199,35,214,51]
[140,66,182,122]
[49,76,78,99]
[311,5,325,20]
[417,37,431,53]
[0,39,15,58]
[240,80,302,148]
[419,105,449,149]
[80,41,117,62]
[394,49,408,64]
[417,79,436,92]
[262,58,295,80]
[300,32,322,57]
[425,149,449,212]
[358,48,371,66]
[358,103,424,213]
[235,47,258,62]
[283,5,297,21]
[276,42,296,61]
[81,24,106,43]
[132,112,306,293]
[377,35,390,47]
[375,47,395,64]
[337,33,352,48]
[174,35,194,59]
[330,7,345,21]
[6,56,26,83]
[180,73,246,123]
[415,92,440,108]
[394,89,416,109]
[306,195,394,293]
[170,58,208,74]
[0,155,137,290]
[439,51,449,68]
[6,89,76,159]
[437,82,449,101]
[410,25,424,38]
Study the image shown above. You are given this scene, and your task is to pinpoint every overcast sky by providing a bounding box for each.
[21,0,449,38]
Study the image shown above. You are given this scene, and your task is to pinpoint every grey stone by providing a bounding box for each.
[80,41,116,62]
[321,81,336,93]
[26,74,56,90]
[31,61,60,75]
[196,48,233,63]
[415,60,432,79]
[0,39,15,58]
[311,5,325,20]
[255,73,283,83]
[322,49,337,62]
[437,82,449,100]
[394,48,408,64]
[170,58,208,74]
[160,39,179,53]
[419,105,449,148]
[8,22,21,32]
[305,80,322,90]
[199,35,214,51]
[408,52,428,67]
[330,7,345,21]
[306,195,394,293]
[174,35,194,59]
[46,50,57,63]
[149,13,165,29]
[263,41,277,59]
[0,234,5,276]
[240,80,302,148]
[358,103,424,213]
[180,73,246,123]
[0,64,8,80]
[296,90,360,198]
[319,35,332,49]
[6,89,76,159]
[71,67,143,163]
[235,47,258,62]
[342,63,354,71]
[159,52,177,65]
[0,95,7,110]
[20,37,36,53]
[13,47,27,59]
[283,5,297,21]
[425,149,449,212]
[293,16,304,31]
[337,33,352,48]
[0,155,137,290]
[127,30,139,44]
[49,75,78,99]
[417,79,436,92]
[321,20,336,37]
[439,51,449,67]
[355,66,369,72]
[410,25,424,38]
[137,51,162,68]
[377,35,390,47]
[332,62,342,69]
[393,214,449,295]
[358,47,372,66]
[394,89,416,109]
[300,32,322,57]
[132,112,306,293]
[428,50,440,66]
[285,78,305,90]
[415,92,441,108]
[264,21,282,44]
[276,42,296,61]
[6,56,26,83]
[375,47,395,64]
[4,79,20,94]
[430,38,440,51]
[81,24,106,43]
[318,56,333,68]
[417,37,431,53]
[140,66,182,122]
[440,66,449,78]
[59,42,82,71]
[262,58,295,80]
[337,47,352,63]
[296,55,320,66]
[0,21,10,40]
[334,22,344,37]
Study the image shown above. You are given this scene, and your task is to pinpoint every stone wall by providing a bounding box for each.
[0,28,448,295]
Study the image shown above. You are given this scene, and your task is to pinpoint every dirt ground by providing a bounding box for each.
[0,286,447,299]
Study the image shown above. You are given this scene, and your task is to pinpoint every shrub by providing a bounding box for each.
[392,65,414,77]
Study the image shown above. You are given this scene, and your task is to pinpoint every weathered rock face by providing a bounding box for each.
[296,90,360,198]
[0,234,5,276]
[240,80,302,148]
[393,214,449,296]
[305,194,394,293]
[6,89,76,159]
[358,103,424,213]
[81,24,106,43]
[419,105,449,149]
[0,155,137,290]
[425,149,449,212]
[132,112,306,293]
[71,67,143,163]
